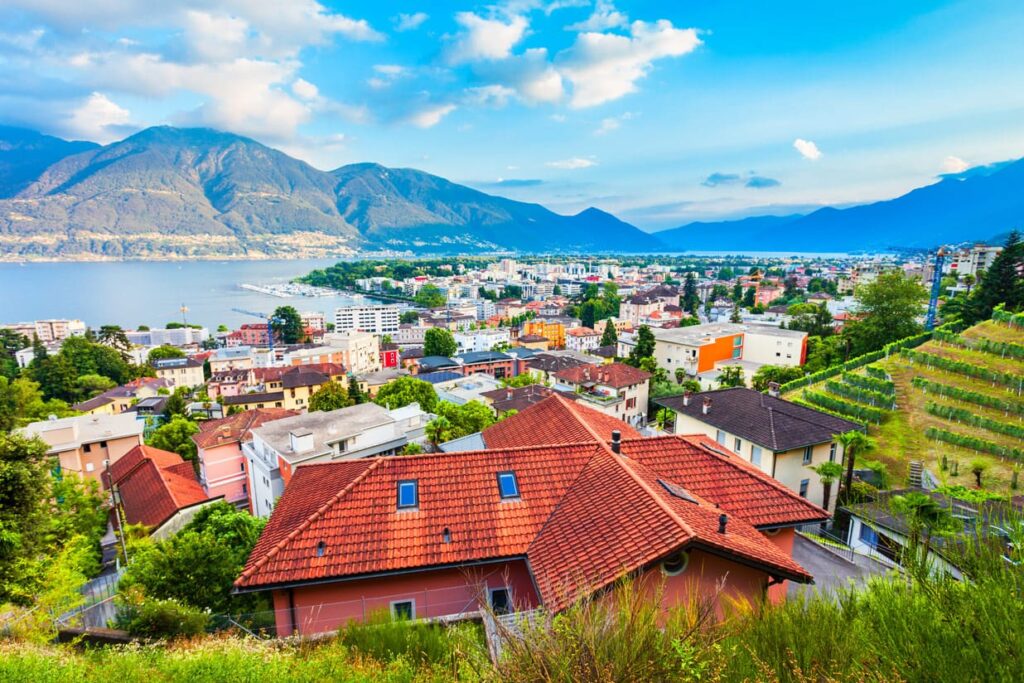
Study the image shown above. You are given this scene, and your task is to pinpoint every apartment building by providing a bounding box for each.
[565,327,601,352]
[152,356,206,388]
[1,318,86,343]
[21,413,144,486]
[552,362,652,427]
[245,402,432,517]
[652,323,807,383]
[300,311,326,331]
[208,347,254,373]
[453,328,511,354]
[125,326,209,347]
[324,330,382,374]
[334,305,400,334]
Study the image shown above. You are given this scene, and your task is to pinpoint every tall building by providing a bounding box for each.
[1,318,86,343]
[334,305,400,334]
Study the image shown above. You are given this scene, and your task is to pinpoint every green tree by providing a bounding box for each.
[435,400,497,439]
[415,284,447,308]
[374,376,438,413]
[552,285,562,296]
[400,311,420,324]
[716,366,745,388]
[600,318,618,347]
[682,272,699,315]
[147,417,200,464]
[844,271,928,356]
[272,306,305,344]
[347,375,366,405]
[308,381,354,412]
[76,373,116,398]
[147,345,185,364]
[627,325,656,367]
[653,407,674,431]
[0,432,51,604]
[837,430,875,504]
[503,284,524,299]
[401,442,424,455]
[787,302,834,338]
[811,461,844,512]
[163,387,189,417]
[729,305,742,323]
[0,329,29,379]
[963,230,1024,323]
[424,416,453,449]
[751,365,805,392]
[889,491,958,574]
[0,376,76,431]
[97,325,132,359]
[742,287,756,308]
[424,328,457,357]
[501,373,539,388]
[56,336,132,385]
[119,501,267,615]
[674,368,686,385]
[30,354,79,402]
[969,458,990,488]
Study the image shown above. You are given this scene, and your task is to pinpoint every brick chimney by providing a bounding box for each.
[682,391,692,406]
[767,381,780,398]
[702,397,712,415]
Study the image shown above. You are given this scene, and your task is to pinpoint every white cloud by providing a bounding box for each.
[183,10,249,62]
[941,155,969,174]
[446,12,529,64]
[550,114,567,122]
[546,156,597,169]
[545,0,590,14]
[394,12,429,32]
[408,103,456,128]
[291,78,319,100]
[463,85,517,107]
[64,92,132,143]
[565,1,628,32]
[595,111,634,135]
[793,138,822,160]
[557,20,701,108]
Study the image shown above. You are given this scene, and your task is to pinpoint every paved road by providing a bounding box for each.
[788,534,892,599]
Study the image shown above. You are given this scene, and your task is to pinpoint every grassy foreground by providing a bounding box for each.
[2,559,1022,683]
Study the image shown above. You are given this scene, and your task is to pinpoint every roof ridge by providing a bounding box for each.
[675,435,829,517]
[558,394,609,444]
[237,459,382,582]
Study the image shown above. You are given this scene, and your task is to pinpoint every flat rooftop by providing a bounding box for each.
[653,322,806,347]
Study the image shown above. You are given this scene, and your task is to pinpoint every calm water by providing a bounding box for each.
[0,259,371,330]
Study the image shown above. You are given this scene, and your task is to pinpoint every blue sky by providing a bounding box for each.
[2,1,1023,230]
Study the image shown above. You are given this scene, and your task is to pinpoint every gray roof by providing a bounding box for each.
[657,387,863,451]
[459,350,511,364]
[251,403,396,464]
[653,322,806,347]
[418,355,458,370]
[21,413,144,453]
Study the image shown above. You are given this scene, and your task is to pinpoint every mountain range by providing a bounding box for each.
[0,126,659,260]
[0,125,1020,260]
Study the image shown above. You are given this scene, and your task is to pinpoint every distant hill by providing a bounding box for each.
[656,159,1024,251]
[0,126,98,197]
[0,126,659,259]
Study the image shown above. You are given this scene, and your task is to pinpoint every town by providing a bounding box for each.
[2,233,1023,680]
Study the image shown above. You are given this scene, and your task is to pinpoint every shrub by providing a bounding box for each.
[337,610,484,668]
[825,379,894,408]
[115,588,210,639]
[802,389,887,423]
[924,401,1024,439]
[924,426,1024,460]
[912,377,1024,415]
[842,371,895,395]
[865,364,890,380]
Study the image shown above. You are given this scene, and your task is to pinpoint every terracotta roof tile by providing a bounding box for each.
[193,408,298,449]
[109,445,210,529]
[553,362,651,389]
[482,394,640,448]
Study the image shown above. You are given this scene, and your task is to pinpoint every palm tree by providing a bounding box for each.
[962,274,976,294]
[837,430,876,504]
[889,492,956,574]
[424,416,452,451]
[811,461,844,512]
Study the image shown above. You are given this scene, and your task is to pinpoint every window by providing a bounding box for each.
[83,443,92,453]
[733,336,742,347]
[859,524,879,547]
[802,446,813,465]
[716,430,727,446]
[751,445,762,467]
[732,347,741,359]
[99,441,107,448]
[490,587,511,615]
[85,462,95,473]
[799,479,809,498]
[829,442,838,462]
[733,437,742,452]
[662,551,689,576]
[242,483,247,494]
[397,480,418,509]
[391,600,415,620]
[241,463,246,471]
[497,472,520,499]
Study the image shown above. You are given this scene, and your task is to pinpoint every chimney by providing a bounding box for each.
[289,429,314,453]
[702,397,712,415]
[767,381,780,398]
[682,391,692,407]
[507,389,513,400]
[718,513,728,534]
[610,430,621,454]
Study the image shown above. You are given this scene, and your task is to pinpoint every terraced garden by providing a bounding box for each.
[785,315,1024,493]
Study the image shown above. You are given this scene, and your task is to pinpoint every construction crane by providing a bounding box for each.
[925,247,947,331]
[231,308,286,350]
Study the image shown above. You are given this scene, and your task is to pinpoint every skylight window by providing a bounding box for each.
[658,479,698,504]
[397,480,418,509]
[497,471,520,499]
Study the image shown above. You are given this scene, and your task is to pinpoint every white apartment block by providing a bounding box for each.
[1,318,86,343]
[125,327,208,347]
[323,330,382,374]
[454,328,511,354]
[334,305,400,334]
[300,311,326,331]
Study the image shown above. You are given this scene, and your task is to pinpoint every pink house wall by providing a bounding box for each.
[762,528,796,604]
[270,560,538,636]
[636,548,769,620]
[198,442,249,507]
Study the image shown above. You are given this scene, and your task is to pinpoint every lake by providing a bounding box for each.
[0,258,373,330]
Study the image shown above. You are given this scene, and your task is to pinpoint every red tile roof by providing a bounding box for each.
[193,408,299,450]
[481,393,640,448]
[236,434,820,603]
[109,445,211,529]
[553,362,651,388]
[622,434,829,527]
